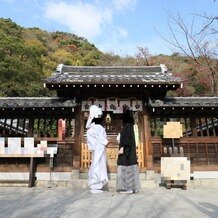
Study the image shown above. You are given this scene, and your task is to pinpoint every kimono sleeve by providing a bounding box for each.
[97,126,108,147]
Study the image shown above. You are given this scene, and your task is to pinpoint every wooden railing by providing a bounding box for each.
[151,137,218,166]
[81,134,145,168]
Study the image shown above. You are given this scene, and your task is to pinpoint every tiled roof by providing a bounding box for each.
[0,97,77,108]
[1,97,217,109]
[148,97,218,107]
[44,65,182,85]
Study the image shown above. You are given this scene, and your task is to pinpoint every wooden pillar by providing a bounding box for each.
[190,117,197,137]
[16,118,19,135]
[29,157,36,188]
[3,119,7,135]
[27,118,34,137]
[211,118,216,136]
[9,119,13,135]
[50,119,54,137]
[205,118,210,137]
[58,119,66,140]
[43,119,46,136]
[142,107,153,170]
[73,106,84,168]
[37,118,40,136]
[22,119,26,136]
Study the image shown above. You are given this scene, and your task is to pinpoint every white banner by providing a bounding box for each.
[82,100,142,112]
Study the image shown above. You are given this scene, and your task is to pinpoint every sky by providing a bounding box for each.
[0,0,217,56]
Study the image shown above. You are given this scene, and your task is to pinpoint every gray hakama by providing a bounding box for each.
[116,164,141,192]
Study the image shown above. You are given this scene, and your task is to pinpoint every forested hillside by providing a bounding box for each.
[0,18,110,97]
[0,18,217,97]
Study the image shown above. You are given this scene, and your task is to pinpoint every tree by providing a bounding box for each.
[136,46,151,66]
[0,19,45,96]
[160,11,218,96]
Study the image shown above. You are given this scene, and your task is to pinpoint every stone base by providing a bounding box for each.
[1,171,218,189]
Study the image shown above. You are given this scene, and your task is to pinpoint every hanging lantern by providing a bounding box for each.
[105,113,112,130]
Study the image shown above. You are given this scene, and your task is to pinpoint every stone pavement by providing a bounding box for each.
[0,186,218,218]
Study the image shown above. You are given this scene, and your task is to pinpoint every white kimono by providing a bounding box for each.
[87,123,108,189]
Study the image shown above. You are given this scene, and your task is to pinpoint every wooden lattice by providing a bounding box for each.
[81,142,144,168]
[136,143,145,167]
[81,142,91,168]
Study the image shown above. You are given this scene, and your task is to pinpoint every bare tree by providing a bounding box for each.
[159,10,218,96]
[136,46,151,66]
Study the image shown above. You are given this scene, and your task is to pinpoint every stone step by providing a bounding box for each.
[69,169,158,189]
[78,173,148,180]
[67,179,158,189]
[0,183,29,187]
[71,170,154,180]
[0,180,29,187]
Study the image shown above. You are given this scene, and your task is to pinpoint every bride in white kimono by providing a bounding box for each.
[86,105,108,194]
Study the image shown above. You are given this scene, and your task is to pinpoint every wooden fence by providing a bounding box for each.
[152,137,218,166]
